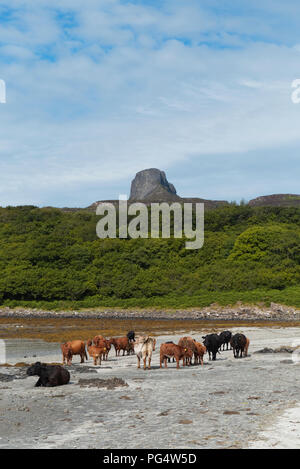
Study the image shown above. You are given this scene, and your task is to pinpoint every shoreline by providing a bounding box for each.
[1,326,300,449]
[0,302,300,321]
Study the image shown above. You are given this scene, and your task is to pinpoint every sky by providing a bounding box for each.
[0,0,300,207]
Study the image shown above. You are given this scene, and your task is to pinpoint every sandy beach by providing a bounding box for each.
[1,324,300,449]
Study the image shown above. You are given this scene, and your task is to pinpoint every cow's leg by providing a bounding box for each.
[143,356,147,370]
[176,357,180,369]
[35,378,42,387]
[164,358,167,369]
[137,356,141,369]
[148,355,151,370]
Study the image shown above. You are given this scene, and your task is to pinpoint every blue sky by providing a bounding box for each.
[0,0,300,207]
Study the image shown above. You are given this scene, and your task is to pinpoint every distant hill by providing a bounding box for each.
[85,168,229,212]
[249,194,300,208]
[40,169,300,212]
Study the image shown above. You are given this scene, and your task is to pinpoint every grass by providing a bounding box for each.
[1,286,300,311]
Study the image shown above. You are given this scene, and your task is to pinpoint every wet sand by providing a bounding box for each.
[1,325,300,449]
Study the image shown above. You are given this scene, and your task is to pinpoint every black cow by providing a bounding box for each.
[202,334,220,361]
[26,362,70,387]
[127,330,135,342]
[230,333,247,358]
[218,331,232,351]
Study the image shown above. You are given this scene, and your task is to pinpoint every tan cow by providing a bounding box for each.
[134,336,156,370]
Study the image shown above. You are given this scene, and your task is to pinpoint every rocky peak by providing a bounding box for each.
[129,168,177,201]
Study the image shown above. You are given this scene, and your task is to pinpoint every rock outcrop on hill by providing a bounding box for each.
[248,194,300,208]
[49,168,300,212]
[129,168,178,201]
[86,168,228,211]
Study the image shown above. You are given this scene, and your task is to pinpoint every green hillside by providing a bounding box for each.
[0,204,299,309]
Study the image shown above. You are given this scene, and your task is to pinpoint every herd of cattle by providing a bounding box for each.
[26,330,250,387]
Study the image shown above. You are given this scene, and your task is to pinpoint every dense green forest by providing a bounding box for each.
[0,204,299,309]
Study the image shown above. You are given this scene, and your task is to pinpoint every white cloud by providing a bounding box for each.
[0,1,300,206]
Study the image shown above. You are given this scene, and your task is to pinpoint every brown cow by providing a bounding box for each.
[160,342,188,369]
[110,337,130,356]
[61,340,87,365]
[183,347,194,366]
[126,341,135,355]
[194,342,207,366]
[244,337,250,357]
[102,339,111,360]
[178,337,197,365]
[93,335,104,346]
[93,337,111,360]
[87,340,106,365]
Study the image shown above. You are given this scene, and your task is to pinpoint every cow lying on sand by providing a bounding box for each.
[160,342,189,369]
[134,336,156,370]
[27,362,70,387]
[61,340,87,365]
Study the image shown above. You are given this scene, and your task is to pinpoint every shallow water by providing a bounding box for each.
[2,339,59,363]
